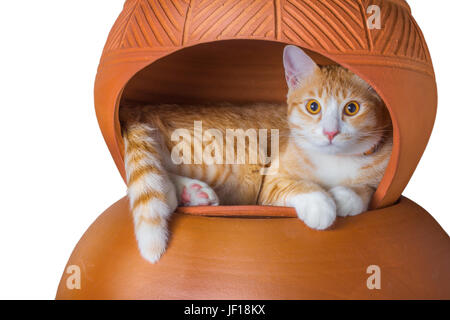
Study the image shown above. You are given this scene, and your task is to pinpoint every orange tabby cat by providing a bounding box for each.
[120,45,392,263]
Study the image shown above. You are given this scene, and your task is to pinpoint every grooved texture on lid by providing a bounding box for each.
[94,0,436,211]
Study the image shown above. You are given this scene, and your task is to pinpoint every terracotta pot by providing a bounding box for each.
[56,196,450,299]
[56,0,450,299]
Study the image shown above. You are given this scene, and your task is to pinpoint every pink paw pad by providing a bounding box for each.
[197,192,209,199]
[179,183,216,206]
[181,187,191,204]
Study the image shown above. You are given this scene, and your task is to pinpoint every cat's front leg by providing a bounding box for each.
[329,185,374,217]
[259,178,336,230]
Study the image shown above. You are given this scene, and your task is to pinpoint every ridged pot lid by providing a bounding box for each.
[94,0,437,209]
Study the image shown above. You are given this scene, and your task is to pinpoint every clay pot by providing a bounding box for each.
[56,0,450,299]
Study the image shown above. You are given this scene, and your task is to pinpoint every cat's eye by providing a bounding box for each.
[306,100,321,115]
[344,101,360,116]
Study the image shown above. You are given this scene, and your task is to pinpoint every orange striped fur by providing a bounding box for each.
[120,45,392,263]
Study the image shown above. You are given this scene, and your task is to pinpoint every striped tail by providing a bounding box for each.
[123,122,177,263]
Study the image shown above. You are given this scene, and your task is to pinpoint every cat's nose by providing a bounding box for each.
[323,130,340,142]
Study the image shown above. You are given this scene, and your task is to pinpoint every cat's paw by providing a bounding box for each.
[180,180,219,206]
[288,192,337,230]
[329,186,367,217]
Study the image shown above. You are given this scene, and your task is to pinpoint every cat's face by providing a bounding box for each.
[283,45,391,155]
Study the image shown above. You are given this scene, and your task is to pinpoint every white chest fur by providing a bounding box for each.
[303,151,370,188]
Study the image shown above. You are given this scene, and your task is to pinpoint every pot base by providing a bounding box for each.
[56,197,450,299]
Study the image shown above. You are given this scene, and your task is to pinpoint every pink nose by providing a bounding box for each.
[323,130,339,141]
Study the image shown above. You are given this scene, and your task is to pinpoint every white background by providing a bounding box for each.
[0,0,448,299]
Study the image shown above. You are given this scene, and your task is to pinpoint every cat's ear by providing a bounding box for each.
[283,45,318,89]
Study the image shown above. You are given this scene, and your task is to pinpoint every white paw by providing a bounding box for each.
[136,223,168,264]
[329,186,367,217]
[180,180,219,206]
[288,192,337,230]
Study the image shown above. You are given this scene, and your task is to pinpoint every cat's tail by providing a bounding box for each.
[122,121,177,263]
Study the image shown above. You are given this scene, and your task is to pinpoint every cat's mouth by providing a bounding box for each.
[304,134,380,156]
[316,143,346,155]
[322,134,383,155]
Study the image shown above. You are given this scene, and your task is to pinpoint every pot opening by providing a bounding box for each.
[118,39,392,217]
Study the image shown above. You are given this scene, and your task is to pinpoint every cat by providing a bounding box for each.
[120,45,392,263]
